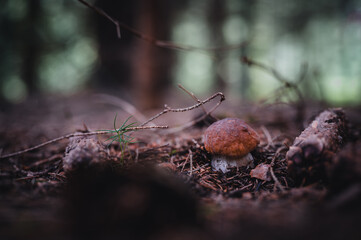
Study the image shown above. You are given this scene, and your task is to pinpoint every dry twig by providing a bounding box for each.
[242,57,305,103]
[1,88,225,160]
[260,125,274,149]
[140,92,225,127]
[189,149,193,176]
[178,84,208,115]
[270,146,287,192]
[0,126,167,159]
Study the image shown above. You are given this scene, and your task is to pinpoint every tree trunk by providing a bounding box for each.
[21,0,41,94]
[131,0,173,110]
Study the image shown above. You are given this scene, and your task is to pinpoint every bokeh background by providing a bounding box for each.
[1,0,361,109]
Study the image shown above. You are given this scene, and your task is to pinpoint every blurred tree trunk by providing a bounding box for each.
[94,0,136,92]
[240,47,250,98]
[239,0,256,99]
[95,0,173,109]
[131,0,173,110]
[208,0,227,92]
[21,0,42,94]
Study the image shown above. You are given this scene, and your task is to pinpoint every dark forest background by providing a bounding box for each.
[1,0,361,109]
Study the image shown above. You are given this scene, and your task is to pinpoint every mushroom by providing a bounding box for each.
[203,118,260,173]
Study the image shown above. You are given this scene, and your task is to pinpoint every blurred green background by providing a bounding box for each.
[1,0,361,107]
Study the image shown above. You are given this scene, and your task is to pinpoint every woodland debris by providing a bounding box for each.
[286,108,348,185]
[0,125,167,159]
[250,163,271,181]
[63,135,109,172]
[0,86,222,160]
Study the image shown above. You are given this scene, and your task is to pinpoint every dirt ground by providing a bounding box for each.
[1,92,361,240]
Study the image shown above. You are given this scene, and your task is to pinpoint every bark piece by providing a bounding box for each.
[286,108,348,185]
[63,135,109,172]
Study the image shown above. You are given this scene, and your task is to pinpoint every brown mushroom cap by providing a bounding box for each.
[204,118,260,158]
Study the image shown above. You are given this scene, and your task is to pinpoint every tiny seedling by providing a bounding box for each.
[99,114,137,161]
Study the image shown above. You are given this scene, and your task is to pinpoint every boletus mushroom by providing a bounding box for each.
[203,118,260,173]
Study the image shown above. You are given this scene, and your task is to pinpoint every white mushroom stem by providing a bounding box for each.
[211,153,254,173]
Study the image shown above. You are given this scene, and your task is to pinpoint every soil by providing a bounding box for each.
[1,92,361,240]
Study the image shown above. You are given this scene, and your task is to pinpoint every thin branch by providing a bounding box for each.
[164,92,224,134]
[181,153,190,172]
[178,84,207,114]
[242,57,288,84]
[140,92,225,127]
[189,149,193,176]
[270,146,287,192]
[0,126,167,159]
[260,125,274,149]
[159,84,221,134]
[78,0,121,38]
[270,167,284,192]
[1,90,225,159]
[77,0,247,54]
[241,56,305,102]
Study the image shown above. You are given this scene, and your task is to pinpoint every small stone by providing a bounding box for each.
[250,163,272,181]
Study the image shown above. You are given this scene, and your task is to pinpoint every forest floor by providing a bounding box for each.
[1,92,361,240]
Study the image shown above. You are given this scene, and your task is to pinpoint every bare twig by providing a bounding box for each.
[199,179,218,191]
[241,57,305,102]
[181,154,190,172]
[0,126,167,159]
[270,146,287,192]
[158,84,221,134]
[140,92,225,127]
[135,148,139,163]
[25,154,63,169]
[1,89,225,160]
[240,183,253,191]
[189,149,193,176]
[178,84,207,114]
[260,125,274,149]
[242,56,306,128]
[77,0,247,54]
[15,175,41,181]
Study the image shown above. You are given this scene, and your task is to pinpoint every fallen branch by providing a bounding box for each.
[160,84,220,134]
[270,146,287,191]
[0,126,167,159]
[140,91,225,127]
[178,84,207,115]
[286,108,348,185]
[1,90,225,159]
